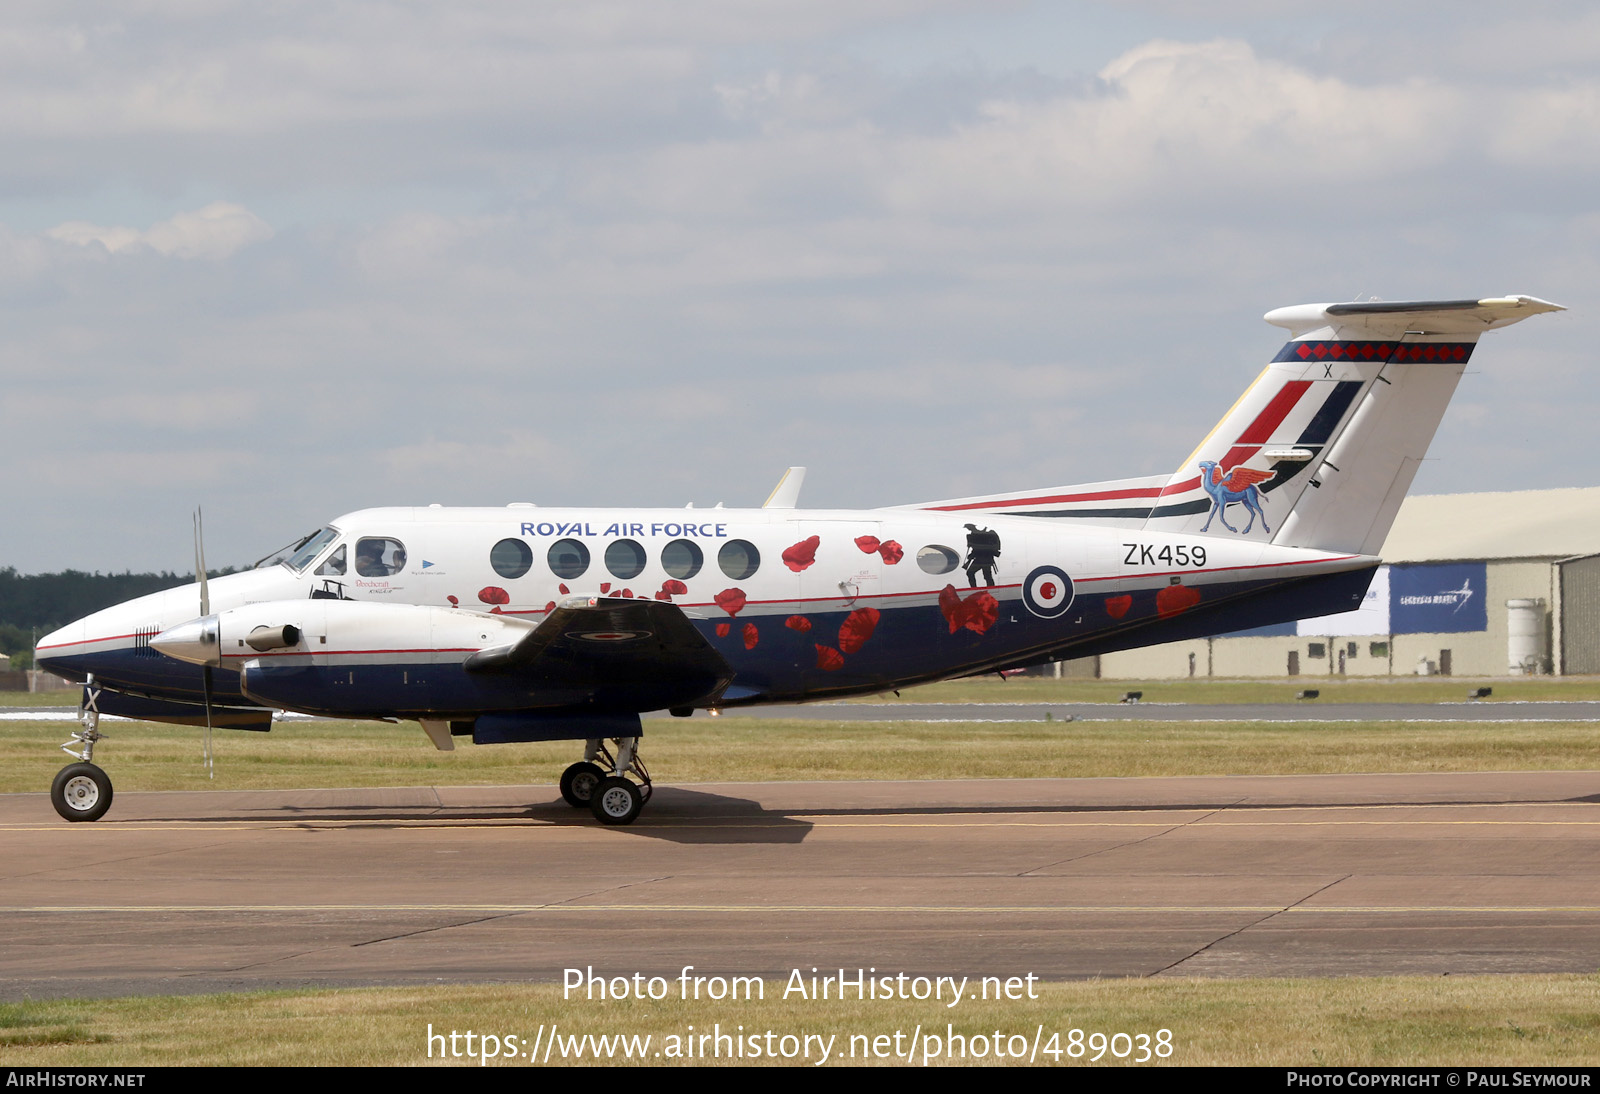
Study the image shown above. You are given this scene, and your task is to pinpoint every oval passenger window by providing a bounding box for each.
[490,538,533,579]
[917,545,959,575]
[548,538,591,580]
[718,540,761,580]
[605,539,647,579]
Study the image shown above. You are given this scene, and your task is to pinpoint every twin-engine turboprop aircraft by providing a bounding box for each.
[36,296,1563,824]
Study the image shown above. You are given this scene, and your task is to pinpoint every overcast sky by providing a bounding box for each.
[3,0,1595,572]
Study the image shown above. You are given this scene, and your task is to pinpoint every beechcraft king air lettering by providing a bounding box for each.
[36,295,1564,824]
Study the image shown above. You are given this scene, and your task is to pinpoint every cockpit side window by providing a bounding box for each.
[315,544,347,576]
[282,527,341,573]
[355,538,408,577]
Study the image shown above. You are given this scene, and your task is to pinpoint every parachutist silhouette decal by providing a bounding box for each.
[963,524,1002,588]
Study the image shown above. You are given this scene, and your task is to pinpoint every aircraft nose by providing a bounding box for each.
[151,616,222,667]
[34,618,87,676]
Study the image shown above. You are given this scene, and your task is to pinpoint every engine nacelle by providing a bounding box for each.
[154,599,536,667]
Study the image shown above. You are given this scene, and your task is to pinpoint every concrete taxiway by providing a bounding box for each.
[2,771,1598,1000]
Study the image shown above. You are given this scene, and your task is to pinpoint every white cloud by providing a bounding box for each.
[47,201,272,259]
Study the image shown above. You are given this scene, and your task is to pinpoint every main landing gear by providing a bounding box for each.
[559,737,652,826]
[52,679,113,822]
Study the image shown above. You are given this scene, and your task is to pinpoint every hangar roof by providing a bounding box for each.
[1381,487,1600,563]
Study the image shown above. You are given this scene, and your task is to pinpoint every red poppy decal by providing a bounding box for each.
[477,586,510,606]
[599,582,611,594]
[938,584,961,623]
[543,600,556,614]
[662,579,688,596]
[838,607,881,654]
[782,535,821,572]
[558,584,569,595]
[620,589,633,598]
[855,535,881,554]
[1156,584,1202,619]
[938,585,998,634]
[878,540,904,565]
[714,588,747,616]
[1104,594,1132,619]
[716,623,731,638]
[743,622,759,650]
[815,644,844,672]
[655,591,671,601]
[447,595,459,607]
[785,615,812,632]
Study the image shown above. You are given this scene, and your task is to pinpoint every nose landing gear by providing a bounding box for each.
[53,679,113,822]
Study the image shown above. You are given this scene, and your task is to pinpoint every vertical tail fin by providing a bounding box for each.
[1142,296,1563,555]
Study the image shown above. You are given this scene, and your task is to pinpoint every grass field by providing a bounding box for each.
[3,976,1597,1066]
[3,713,1600,794]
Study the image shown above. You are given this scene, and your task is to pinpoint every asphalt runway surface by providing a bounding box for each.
[694,700,1600,722]
[3,770,1599,1000]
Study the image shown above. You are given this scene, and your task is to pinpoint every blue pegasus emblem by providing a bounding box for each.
[1197,461,1272,534]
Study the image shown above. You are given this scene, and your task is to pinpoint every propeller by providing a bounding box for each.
[194,508,214,780]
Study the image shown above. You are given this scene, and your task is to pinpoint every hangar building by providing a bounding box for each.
[1085,487,1600,679]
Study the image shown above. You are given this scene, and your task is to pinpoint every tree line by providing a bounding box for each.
[0,567,234,668]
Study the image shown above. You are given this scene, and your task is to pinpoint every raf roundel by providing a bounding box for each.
[1022,565,1075,619]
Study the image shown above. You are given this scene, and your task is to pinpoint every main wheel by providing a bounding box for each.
[51,762,113,822]
[589,776,643,826]
[559,761,605,808]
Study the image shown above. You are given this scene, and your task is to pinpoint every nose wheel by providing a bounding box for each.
[53,677,114,822]
[52,762,113,822]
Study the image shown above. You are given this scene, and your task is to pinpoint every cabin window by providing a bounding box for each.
[661,539,703,580]
[548,538,591,580]
[354,538,407,577]
[490,538,533,579]
[718,539,761,580]
[917,545,959,575]
[606,539,647,579]
[315,544,346,576]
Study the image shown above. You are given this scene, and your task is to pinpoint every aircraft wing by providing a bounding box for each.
[464,596,734,710]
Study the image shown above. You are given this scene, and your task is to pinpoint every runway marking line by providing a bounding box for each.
[4,903,1600,915]
[2,815,1599,834]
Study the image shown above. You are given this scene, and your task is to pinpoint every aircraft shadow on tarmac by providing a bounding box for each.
[123,787,815,845]
[109,784,1600,843]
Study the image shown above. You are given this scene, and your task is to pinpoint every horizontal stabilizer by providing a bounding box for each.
[1265,296,1564,338]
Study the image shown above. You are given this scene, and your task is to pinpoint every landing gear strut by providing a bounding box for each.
[559,737,651,825]
[53,679,113,822]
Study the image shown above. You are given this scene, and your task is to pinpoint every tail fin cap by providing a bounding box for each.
[1265,296,1564,338]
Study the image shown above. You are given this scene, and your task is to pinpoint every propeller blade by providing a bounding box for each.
[194,508,210,618]
[202,664,214,780]
[194,507,215,779]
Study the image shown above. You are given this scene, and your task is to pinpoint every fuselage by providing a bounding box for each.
[37,504,1374,715]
